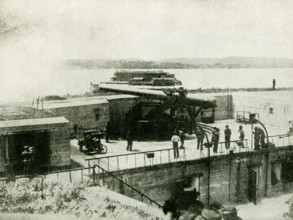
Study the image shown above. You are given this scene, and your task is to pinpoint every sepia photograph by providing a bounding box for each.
[0,0,293,219]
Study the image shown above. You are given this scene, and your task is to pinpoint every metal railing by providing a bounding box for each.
[92,164,163,208]
[86,139,250,172]
[0,166,94,186]
[268,133,293,148]
[216,139,249,154]
[86,147,178,172]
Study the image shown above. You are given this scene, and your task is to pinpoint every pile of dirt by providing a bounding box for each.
[0,178,164,220]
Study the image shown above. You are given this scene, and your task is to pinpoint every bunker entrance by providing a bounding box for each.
[248,167,257,205]
[2,130,50,174]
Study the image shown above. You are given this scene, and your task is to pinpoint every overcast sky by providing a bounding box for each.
[0,0,293,102]
[1,0,293,60]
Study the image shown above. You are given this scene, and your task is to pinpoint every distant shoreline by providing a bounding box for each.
[63,57,293,70]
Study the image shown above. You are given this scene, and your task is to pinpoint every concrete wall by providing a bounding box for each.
[97,146,293,206]
[49,124,71,167]
[214,95,233,120]
[232,91,293,127]
[47,103,109,130]
[0,120,71,171]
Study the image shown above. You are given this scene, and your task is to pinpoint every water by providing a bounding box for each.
[2,68,293,103]
[57,68,293,92]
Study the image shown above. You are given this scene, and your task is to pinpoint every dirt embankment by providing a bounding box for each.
[0,179,165,220]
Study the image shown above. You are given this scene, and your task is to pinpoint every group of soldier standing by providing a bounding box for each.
[195,125,245,154]
[171,124,261,158]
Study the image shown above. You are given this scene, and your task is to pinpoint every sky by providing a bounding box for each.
[1,0,293,60]
[0,0,293,102]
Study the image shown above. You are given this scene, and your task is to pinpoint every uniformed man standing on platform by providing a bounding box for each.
[126,130,133,151]
[212,128,220,153]
[238,125,245,148]
[224,125,231,149]
[171,132,180,158]
[196,129,205,150]
[253,127,261,150]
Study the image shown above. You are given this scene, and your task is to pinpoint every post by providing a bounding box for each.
[69,170,72,183]
[102,170,105,186]
[251,120,254,150]
[41,176,44,199]
[92,167,96,184]
[228,156,232,203]
[81,169,83,183]
[207,143,210,206]
[108,158,110,171]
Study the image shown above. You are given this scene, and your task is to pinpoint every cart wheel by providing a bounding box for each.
[100,145,107,154]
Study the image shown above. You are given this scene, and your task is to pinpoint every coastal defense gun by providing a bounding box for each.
[100,84,217,140]
[78,128,107,155]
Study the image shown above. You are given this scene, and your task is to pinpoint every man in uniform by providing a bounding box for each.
[258,127,266,148]
[212,128,220,153]
[224,125,231,149]
[126,130,133,151]
[22,145,33,175]
[253,127,261,150]
[238,125,245,148]
[179,130,185,149]
[171,132,180,158]
[272,79,276,90]
[196,128,205,150]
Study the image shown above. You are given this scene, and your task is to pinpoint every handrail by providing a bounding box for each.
[86,139,248,162]
[268,133,291,138]
[0,167,92,184]
[46,166,90,174]
[218,139,248,145]
[0,174,44,181]
[92,164,163,208]
[86,147,173,161]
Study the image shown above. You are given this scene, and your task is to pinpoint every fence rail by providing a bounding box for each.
[268,133,292,147]
[86,139,250,172]
[0,166,94,187]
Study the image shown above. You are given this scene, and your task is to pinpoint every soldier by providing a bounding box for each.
[258,127,266,148]
[224,125,231,149]
[179,130,185,149]
[126,130,133,151]
[238,125,245,148]
[272,79,276,90]
[171,132,180,158]
[253,127,261,150]
[22,145,33,175]
[196,129,204,150]
[212,128,220,153]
